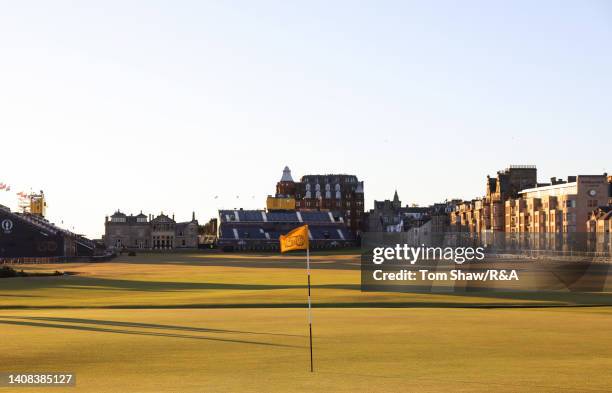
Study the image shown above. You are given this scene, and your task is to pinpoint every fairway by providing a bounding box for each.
[2,252,612,392]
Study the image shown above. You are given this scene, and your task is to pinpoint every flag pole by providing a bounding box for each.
[307,244,313,373]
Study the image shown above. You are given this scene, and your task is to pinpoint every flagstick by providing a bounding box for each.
[307,245,313,373]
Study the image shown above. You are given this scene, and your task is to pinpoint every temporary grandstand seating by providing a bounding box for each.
[300,211,334,223]
[217,209,355,251]
[265,211,299,222]
[0,209,96,259]
[220,209,338,224]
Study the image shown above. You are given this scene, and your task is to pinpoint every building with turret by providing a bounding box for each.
[366,191,457,233]
[269,166,365,234]
[451,165,539,232]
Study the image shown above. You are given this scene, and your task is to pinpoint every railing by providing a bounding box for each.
[1,254,116,264]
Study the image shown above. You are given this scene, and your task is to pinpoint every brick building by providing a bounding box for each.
[271,166,364,234]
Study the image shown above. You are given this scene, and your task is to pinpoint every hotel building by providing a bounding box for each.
[505,175,609,233]
[270,166,365,234]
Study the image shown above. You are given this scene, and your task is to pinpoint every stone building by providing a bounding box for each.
[366,191,456,233]
[505,175,610,233]
[587,206,612,254]
[104,211,198,250]
[271,166,365,234]
[587,206,612,234]
[366,191,403,232]
[451,165,539,232]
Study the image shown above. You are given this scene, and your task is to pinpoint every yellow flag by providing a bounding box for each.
[280,225,309,253]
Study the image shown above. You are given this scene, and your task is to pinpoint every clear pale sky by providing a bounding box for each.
[0,1,610,238]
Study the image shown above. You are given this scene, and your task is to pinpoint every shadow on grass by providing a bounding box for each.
[0,317,302,348]
[3,267,612,309]
[111,253,360,270]
[4,316,304,337]
[3,300,612,310]
[0,275,361,292]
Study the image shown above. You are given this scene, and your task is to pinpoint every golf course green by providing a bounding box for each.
[1,252,611,392]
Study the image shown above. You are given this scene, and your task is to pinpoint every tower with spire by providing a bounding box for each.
[392,190,401,209]
[275,166,296,197]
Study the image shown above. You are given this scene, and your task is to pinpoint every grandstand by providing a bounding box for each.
[217,209,355,251]
[0,204,97,260]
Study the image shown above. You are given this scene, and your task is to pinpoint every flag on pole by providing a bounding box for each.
[279,224,314,372]
[279,225,309,253]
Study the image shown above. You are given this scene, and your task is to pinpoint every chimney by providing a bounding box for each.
[550,177,557,185]
[192,211,196,221]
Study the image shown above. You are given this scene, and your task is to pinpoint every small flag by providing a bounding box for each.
[279,224,314,372]
[280,225,309,253]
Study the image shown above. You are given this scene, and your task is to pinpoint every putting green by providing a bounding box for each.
[1,252,611,392]
[2,308,612,392]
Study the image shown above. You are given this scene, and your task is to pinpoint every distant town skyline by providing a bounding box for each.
[1,1,611,238]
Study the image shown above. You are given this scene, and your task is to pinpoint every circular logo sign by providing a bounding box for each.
[588,189,597,197]
[1,219,14,232]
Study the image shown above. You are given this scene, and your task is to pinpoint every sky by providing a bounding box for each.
[0,0,610,239]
